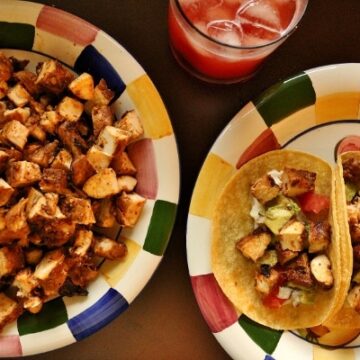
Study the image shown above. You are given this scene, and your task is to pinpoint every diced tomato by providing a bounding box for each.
[337,136,360,156]
[297,192,330,214]
[262,288,287,309]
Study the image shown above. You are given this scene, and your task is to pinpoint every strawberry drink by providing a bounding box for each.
[168,0,308,83]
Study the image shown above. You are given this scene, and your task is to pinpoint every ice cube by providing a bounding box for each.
[204,0,224,8]
[179,0,202,18]
[207,20,243,46]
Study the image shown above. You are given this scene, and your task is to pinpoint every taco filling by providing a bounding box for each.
[236,167,334,309]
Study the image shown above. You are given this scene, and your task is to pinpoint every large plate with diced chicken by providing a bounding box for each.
[186,64,360,359]
[0,1,179,357]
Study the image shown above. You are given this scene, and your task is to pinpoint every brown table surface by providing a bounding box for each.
[19,0,360,359]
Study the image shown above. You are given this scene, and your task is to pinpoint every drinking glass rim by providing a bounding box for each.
[173,0,309,50]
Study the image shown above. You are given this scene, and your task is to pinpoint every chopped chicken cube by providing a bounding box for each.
[70,229,93,257]
[71,155,96,187]
[5,198,29,233]
[255,268,280,295]
[25,140,59,168]
[57,96,84,122]
[66,257,98,289]
[0,246,24,278]
[117,175,137,192]
[0,101,6,122]
[12,268,39,298]
[3,107,30,123]
[0,179,14,206]
[115,110,144,143]
[308,221,331,253]
[0,150,10,172]
[96,126,130,156]
[275,243,298,265]
[281,167,316,197]
[285,253,313,288]
[7,83,30,107]
[68,73,94,100]
[40,219,76,247]
[57,121,88,157]
[236,231,271,262]
[93,198,116,228]
[115,192,146,227]
[86,145,112,172]
[51,149,72,172]
[93,237,127,260]
[84,79,114,113]
[60,196,95,225]
[343,157,360,185]
[24,248,43,266]
[0,81,8,99]
[310,254,333,288]
[83,168,119,199]
[40,110,63,134]
[23,296,43,314]
[251,174,280,204]
[29,98,45,115]
[39,168,68,194]
[279,220,305,252]
[13,70,40,96]
[92,105,113,137]
[2,120,29,150]
[0,52,13,82]
[347,285,360,311]
[35,60,74,95]
[0,293,22,332]
[111,151,137,175]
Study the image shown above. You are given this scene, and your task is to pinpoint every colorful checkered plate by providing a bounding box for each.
[187,64,360,360]
[0,0,179,357]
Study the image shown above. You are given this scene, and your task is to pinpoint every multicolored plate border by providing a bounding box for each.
[187,63,360,360]
[0,0,179,357]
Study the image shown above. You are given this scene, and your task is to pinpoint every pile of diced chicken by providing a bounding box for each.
[0,52,146,331]
[236,167,334,307]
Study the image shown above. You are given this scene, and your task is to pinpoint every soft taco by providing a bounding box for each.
[325,151,360,328]
[212,150,347,330]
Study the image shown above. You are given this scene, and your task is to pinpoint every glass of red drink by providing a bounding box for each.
[168,0,308,84]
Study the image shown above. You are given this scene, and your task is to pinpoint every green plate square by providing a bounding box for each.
[0,22,35,50]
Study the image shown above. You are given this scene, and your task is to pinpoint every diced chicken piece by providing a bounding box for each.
[13,70,40,95]
[92,105,113,137]
[115,110,144,143]
[285,253,313,288]
[117,175,137,192]
[278,220,305,252]
[40,219,76,248]
[66,258,98,288]
[111,151,137,175]
[255,268,280,295]
[1,120,29,150]
[12,268,39,298]
[93,198,116,228]
[57,96,83,122]
[310,254,334,288]
[71,155,96,187]
[281,167,316,197]
[34,249,68,297]
[35,59,74,95]
[0,246,24,278]
[308,221,331,253]
[343,157,360,185]
[250,175,280,204]
[275,243,299,265]
[70,229,93,257]
[5,198,29,233]
[347,285,360,311]
[84,79,114,113]
[0,150,10,172]
[0,81,8,99]
[96,126,130,156]
[2,147,22,162]
[86,145,112,172]
[39,168,68,194]
[83,168,119,199]
[115,192,146,228]
[0,179,14,206]
[23,296,43,314]
[29,98,45,115]
[68,73,94,100]
[93,237,127,260]
[40,110,63,134]
[57,121,88,157]
[7,83,30,107]
[236,231,271,262]
[51,149,72,172]
[0,101,6,122]
[60,196,95,225]
[24,248,43,266]
[0,52,12,82]
[3,107,30,123]
[0,293,22,332]
[25,140,59,168]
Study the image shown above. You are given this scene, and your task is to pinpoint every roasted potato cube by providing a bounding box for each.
[40,110,63,134]
[71,155,96,187]
[93,237,127,260]
[0,246,24,278]
[70,229,93,258]
[251,175,280,204]
[115,192,146,227]
[236,231,271,262]
[60,196,95,225]
[93,198,116,228]
[0,52,13,82]
[310,254,333,288]
[68,73,94,100]
[285,253,313,288]
[279,220,305,252]
[281,167,316,197]
[83,168,119,199]
[92,105,113,137]
[3,107,30,123]
[347,285,360,311]
[111,151,137,175]
[57,96,84,122]
[117,175,137,193]
[39,168,68,194]
[35,59,74,95]
[25,140,59,168]
[0,179,14,206]
[96,126,130,156]
[255,268,280,295]
[86,145,112,172]
[51,149,72,172]
[0,293,22,332]
[0,81,8,99]
[1,120,29,150]
[308,221,331,253]
[13,70,40,96]
[115,110,144,143]
[7,83,31,107]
